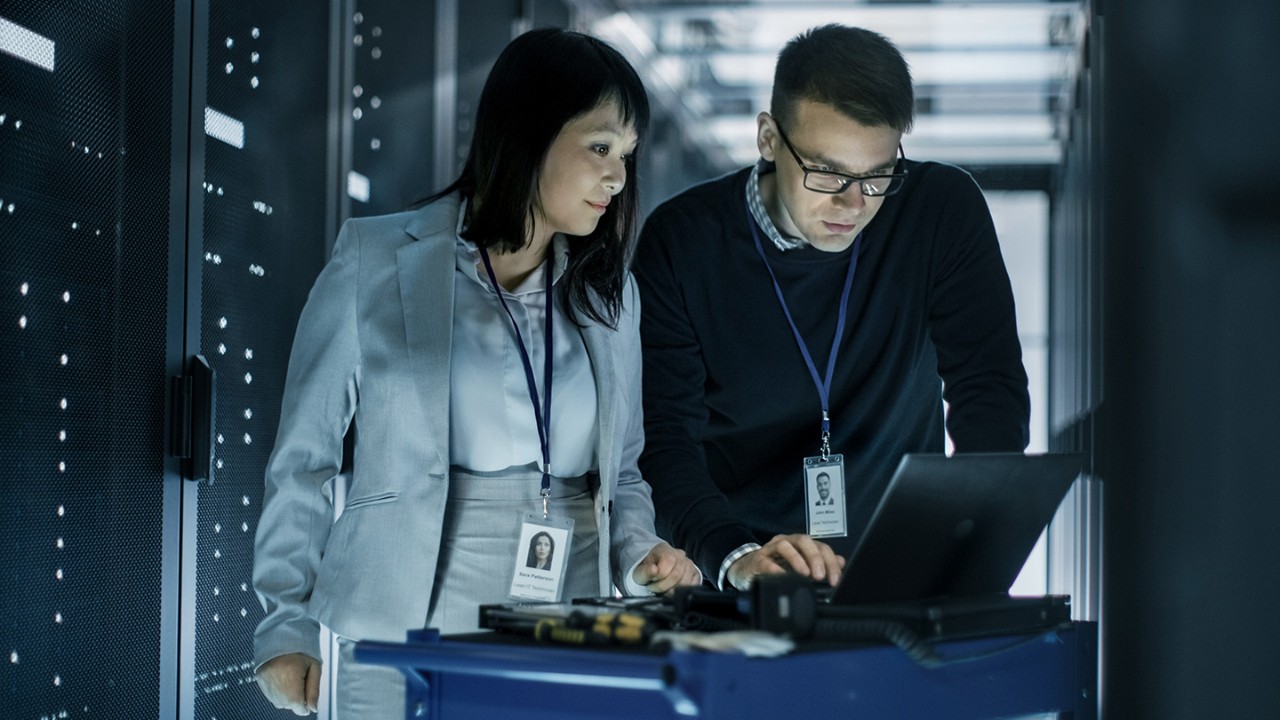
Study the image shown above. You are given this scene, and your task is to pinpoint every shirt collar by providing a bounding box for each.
[746,160,809,252]
[454,198,569,294]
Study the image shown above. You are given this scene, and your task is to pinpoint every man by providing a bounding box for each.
[633,24,1030,591]
[814,472,833,506]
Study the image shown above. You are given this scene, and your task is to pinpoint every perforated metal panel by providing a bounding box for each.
[0,2,174,718]
[347,0,437,217]
[190,2,331,718]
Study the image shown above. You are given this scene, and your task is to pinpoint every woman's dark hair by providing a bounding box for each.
[771,24,914,133]
[526,531,556,568]
[428,27,649,328]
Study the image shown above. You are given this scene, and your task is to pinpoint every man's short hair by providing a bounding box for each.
[770,24,915,133]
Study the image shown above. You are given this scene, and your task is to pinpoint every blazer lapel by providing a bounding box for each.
[397,201,461,468]
[581,321,619,486]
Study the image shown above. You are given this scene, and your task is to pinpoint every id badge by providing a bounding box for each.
[509,512,575,602]
[804,455,847,538]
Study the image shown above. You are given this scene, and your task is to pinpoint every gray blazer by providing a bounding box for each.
[252,194,664,666]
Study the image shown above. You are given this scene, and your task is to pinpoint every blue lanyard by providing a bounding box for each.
[745,198,860,460]
[478,247,554,515]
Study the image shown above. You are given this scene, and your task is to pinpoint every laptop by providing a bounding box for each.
[478,452,1083,646]
[828,452,1084,606]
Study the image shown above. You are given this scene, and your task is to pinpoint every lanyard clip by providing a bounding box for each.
[820,410,832,461]
[540,463,552,519]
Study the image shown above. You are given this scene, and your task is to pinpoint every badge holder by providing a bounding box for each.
[804,428,847,539]
[509,511,575,602]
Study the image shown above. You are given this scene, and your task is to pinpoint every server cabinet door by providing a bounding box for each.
[0,2,180,717]
[184,2,333,718]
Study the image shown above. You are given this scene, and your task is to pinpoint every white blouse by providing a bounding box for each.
[448,233,600,476]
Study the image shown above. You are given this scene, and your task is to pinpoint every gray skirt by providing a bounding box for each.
[428,465,601,633]
[336,465,600,719]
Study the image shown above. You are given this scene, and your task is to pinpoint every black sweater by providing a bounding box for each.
[633,162,1030,579]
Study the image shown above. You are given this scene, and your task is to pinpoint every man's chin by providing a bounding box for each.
[807,233,858,253]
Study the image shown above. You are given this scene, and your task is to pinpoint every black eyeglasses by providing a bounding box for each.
[774,123,907,197]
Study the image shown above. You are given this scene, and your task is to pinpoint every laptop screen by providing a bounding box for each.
[829,452,1083,605]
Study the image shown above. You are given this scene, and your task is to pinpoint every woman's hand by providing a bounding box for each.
[632,541,702,594]
[256,652,321,716]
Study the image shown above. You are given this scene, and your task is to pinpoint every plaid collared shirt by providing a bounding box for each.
[745,160,808,252]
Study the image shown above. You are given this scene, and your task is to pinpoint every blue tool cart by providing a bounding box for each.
[355,621,1097,719]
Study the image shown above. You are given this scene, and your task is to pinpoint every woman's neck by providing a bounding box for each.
[485,234,552,292]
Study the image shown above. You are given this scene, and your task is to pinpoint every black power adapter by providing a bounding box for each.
[749,575,819,639]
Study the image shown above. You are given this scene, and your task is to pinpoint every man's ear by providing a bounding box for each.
[756,112,778,162]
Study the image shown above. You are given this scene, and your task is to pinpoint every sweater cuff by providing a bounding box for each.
[717,543,763,590]
[695,524,759,581]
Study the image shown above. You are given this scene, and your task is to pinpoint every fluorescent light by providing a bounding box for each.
[593,12,656,56]
[204,107,244,149]
[785,6,1058,50]
[708,48,1072,87]
[908,50,1072,85]
[588,1,1085,169]
[0,16,56,71]
[903,140,1063,165]
[647,5,1073,51]
[347,171,370,203]
[911,114,1055,142]
[707,116,757,147]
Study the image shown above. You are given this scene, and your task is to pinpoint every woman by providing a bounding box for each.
[527,531,555,571]
[252,28,701,717]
